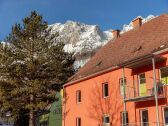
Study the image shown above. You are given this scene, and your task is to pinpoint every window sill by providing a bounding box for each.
[103,96,109,99]
[77,102,81,105]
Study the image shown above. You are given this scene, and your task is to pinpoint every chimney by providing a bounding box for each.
[132,17,143,28]
[112,30,120,38]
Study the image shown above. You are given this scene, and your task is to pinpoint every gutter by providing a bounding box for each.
[153,47,168,55]
[64,54,153,87]
[64,66,119,87]
[118,54,153,67]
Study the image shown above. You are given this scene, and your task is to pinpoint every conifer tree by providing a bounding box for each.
[0,11,74,126]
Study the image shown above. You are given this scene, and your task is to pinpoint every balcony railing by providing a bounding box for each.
[100,122,165,126]
[124,81,166,102]
[120,122,165,126]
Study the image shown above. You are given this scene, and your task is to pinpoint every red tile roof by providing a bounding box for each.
[68,14,168,84]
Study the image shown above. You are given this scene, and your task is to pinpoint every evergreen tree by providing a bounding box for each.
[0,11,75,126]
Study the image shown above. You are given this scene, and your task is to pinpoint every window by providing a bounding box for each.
[76,117,81,126]
[103,82,109,97]
[121,112,129,126]
[103,115,110,124]
[140,110,149,126]
[119,78,126,96]
[139,73,147,96]
[139,73,146,84]
[76,90,81,103]
[164,107,168,125]
[160,67,168,84]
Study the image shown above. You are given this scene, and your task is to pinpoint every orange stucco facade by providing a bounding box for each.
[63,53,168,126]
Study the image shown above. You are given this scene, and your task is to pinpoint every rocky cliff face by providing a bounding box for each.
[1,15,155,69]
[49,21,113,69]
[49,15,156,69]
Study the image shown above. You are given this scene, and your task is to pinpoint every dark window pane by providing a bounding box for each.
[105,116,109,123]
[104,83,109,97]
[139,73,146,84]
[79,118,81,126]
[103,83,109,97]
[76,90,81,103]
[164,108,168,124]
[161,67,168,84]
[78,91,81,102]
[120,78,126,86]
[76,118,81,126]
[141,110,149,126]
[161,67,168,78]
[121,112,129,125]
[103,115,110,123]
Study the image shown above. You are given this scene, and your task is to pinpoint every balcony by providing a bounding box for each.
[123,81,166,102]
[120,122,164,126]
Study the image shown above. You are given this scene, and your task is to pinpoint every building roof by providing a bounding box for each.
[67,14,168,84]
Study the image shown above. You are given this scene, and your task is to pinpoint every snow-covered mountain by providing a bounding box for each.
[50,21,112,53]
[49,15,156,69]
[121,15,156,34]
[49,21,113,69]
[1,15,156,69]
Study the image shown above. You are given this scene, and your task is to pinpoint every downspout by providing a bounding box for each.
[122,67,127,126]
[152,57,160,126]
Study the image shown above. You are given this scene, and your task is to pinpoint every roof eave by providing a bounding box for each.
[64,47,168,88]
[64,66,119,87]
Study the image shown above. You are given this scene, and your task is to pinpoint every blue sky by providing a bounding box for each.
[0,0,168,40]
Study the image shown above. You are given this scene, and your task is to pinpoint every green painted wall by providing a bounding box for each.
[35,90,63,126]
[49,90,63,126]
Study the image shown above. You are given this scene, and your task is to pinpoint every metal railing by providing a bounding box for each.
[100,122,165,126]
[122,80,167,101]
[120,122,165,126]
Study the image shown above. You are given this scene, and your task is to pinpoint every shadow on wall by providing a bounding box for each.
[87,79,123,126]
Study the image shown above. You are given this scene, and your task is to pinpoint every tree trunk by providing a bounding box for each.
[29,94,35,126]
[29,109,35,126]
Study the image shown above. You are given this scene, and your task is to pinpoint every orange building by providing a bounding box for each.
[63,14,168,126]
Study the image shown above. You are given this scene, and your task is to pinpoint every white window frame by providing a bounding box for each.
[138,73,146,96]
[121,111,129,126]
[76,117,81,126]
[162,106,168,126]
[76,90,81,103]
[103,114,110,125]
[103,82,109,98]
[140,109,149,126]
[119,78,126,96]
[138,73,146,85]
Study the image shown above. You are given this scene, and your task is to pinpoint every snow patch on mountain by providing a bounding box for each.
[50,21,112,54]
[121,15,156,34]
[49,21,113,69]
[0,15,156,69]
[49,15,156,69]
